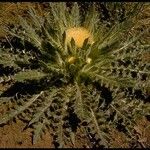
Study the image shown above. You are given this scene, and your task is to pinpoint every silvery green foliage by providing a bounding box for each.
[0,2,149,148]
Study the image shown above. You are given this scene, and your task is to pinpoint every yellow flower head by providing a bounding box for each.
[65,27,94,48]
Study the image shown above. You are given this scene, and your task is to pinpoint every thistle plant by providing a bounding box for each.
[0,2,149,148]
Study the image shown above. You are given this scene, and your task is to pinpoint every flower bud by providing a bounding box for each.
[68,56,76,64]
[86,57,92,64]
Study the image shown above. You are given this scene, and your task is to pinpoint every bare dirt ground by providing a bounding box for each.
[0,119,52,148]
[0,2,150,148]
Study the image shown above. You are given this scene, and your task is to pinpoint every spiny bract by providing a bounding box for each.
[0,2,149,148]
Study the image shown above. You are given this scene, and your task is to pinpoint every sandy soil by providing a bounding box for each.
[0,120,52,148]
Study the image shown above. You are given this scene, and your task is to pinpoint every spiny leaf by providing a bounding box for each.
[14,70,47,82]
[75,82,85,119]
[0,50,17,67]
[28,6,44,29]
[0,91,43,125]
[28,90,57,126]
[84,3,99,33]
[33,119,48,144]
[90,108,109,147]
[95,74,136,89]
[71,2,80,27]
[18,16,42,49]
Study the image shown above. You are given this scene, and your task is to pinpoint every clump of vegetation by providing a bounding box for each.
[0,2,149,148]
